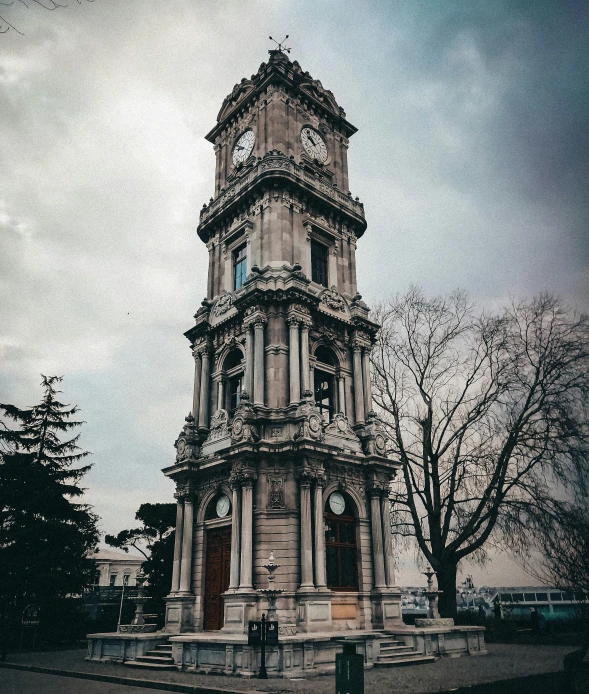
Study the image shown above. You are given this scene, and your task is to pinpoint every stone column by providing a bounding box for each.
[217,379,224,412]
[313,478,327,589]
[192,351,202,425]
[244,325,254,397]
[301,323,310,394]
[170,495,184,594]
[337,376,346,415]
[352,344,365,424]
[369,492,386,589]
[299,475,314,589]
[288,317,301,404]
[229,481,241,590]
[362,348,373,414]
[381,495,395,588]
[198,349,211,428]
[253,319,266,406]
[239,476,255,590]
[179,491,194,594]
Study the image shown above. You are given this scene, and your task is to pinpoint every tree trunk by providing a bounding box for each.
[436,563,458,619]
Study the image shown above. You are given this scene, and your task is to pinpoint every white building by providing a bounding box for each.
[93,549,143,588]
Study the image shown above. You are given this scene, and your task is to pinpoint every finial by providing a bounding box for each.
[269,35,291,54]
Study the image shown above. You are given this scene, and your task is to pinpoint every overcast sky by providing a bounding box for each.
[1,0,587,586]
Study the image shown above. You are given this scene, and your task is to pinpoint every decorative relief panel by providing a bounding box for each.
[320,286,346,312]
[205,409,229,443]
[213,292,233,316]
[267,475,286,509]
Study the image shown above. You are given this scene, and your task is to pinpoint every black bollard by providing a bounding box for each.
[258,613,268,679]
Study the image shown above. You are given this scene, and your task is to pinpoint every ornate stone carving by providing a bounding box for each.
[362,411,390,458]
[324,412,357,438]
[205,409,229,443]
[213,292,233,316]
[174,413,200,462]
[294,391,324,442]
[327,463,366,499]
[230,392,260,443]
[267,475,286,509]
[320,286,346,312]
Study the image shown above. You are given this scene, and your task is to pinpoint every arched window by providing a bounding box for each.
[222,348,244,415]
[314,346,336,423]
[325,492,358,590]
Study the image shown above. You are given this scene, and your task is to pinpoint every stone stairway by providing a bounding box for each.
[375,637,436,667]
[125,642,176,670]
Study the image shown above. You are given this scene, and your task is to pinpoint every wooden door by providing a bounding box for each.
[203,526,232,630]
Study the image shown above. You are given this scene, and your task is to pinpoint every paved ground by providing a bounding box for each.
[1,643,578,694]
[0,669,175,694]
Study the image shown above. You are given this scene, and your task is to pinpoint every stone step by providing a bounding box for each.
[136,655,175,664]
[380,645,414,654]
[145,649,173,658]
[124,660,177,670]
[155,644,173,651]
[375,654,436,668]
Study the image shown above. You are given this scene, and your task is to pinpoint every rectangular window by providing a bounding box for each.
[109,574,117,587]
[233,244,247,290]
[123,574,130,586]
[311,240,329,287]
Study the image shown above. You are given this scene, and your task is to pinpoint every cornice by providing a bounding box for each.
[197,152,366,241]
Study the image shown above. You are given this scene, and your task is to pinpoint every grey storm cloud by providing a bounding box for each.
[1,0,587,584]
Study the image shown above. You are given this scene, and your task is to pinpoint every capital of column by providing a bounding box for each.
[243,306,267,329]
[296,466,317,487]
[240,470,258,488]
[352,340,363,352]
[176,486,197,502]
[287,315,301,327]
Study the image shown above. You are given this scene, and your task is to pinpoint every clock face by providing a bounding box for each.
[329,492,346,516]
[216,494,231,518]
[232,130,255,165]
[301,127,328,163]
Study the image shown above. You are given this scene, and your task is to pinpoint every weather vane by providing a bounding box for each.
[269,35,291,54]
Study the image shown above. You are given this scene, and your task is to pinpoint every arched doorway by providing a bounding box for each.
[203,493,232,631]
[325,491,359,590]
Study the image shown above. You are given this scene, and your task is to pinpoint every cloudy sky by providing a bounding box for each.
[1,0,587,585]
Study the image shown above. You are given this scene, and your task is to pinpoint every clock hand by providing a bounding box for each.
[236,145,244,150]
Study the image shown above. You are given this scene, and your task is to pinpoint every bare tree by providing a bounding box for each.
[371,288,589,618]
[533,501,589,599]
[0,0,94,36]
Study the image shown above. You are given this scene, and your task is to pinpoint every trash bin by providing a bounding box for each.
[335,642,364,694]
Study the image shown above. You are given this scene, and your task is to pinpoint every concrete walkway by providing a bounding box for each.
[1,643,576,694]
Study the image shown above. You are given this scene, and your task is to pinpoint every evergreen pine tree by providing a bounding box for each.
[0,375,99,647]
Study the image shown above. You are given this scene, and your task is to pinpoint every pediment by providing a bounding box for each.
[298,80,340,114]
[217,80,255,122]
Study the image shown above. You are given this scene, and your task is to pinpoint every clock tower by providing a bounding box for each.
[163,47,403,671]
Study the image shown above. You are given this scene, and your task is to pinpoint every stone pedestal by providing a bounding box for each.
[221,590,259,634]
[163,595,195,634]
[296,589,333,633]
[370,589,404,630]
